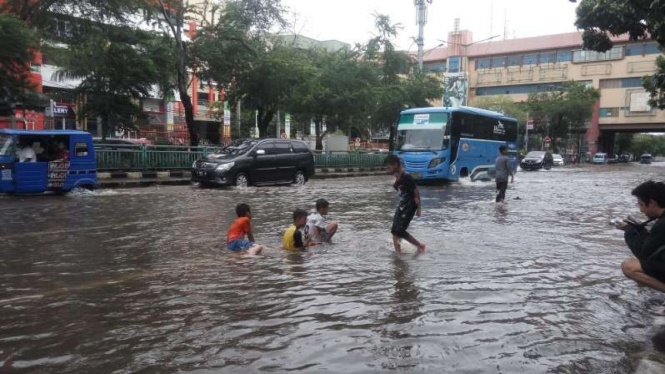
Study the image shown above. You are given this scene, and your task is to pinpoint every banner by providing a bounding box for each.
[443,72,468,108]
[284,113,291,139]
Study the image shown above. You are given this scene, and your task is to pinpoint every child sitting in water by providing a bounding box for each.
[283,209,318,251]
[305,199,338,243]
[385,155,426,253]
[226,203,265,255]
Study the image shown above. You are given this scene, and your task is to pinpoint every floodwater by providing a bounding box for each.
[2,164,665,374]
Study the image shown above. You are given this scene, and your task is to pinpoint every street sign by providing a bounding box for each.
[54,106,68,116]
[526,120,534,130]
[544,136,552,143]
[355,137,361,147]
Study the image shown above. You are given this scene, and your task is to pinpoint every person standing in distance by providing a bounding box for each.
[618,181,665,292]
[495,145,515,203]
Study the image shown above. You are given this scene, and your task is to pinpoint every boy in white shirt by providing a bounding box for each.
[305,199,338,243]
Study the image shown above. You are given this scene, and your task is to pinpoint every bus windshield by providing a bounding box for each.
[396,113,449,152]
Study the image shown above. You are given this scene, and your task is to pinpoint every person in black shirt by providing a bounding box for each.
[619,181,665,292]
[386,155,426,253]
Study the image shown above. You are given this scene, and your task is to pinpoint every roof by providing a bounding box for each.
[401,106,517,121]
[424,31,634,62]
[0,129,91,136]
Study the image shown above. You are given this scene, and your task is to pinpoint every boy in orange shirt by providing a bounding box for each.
[226,203,264,255]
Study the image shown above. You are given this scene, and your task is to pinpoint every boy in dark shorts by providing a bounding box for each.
[385,155,426,253]
[226,203,265,255]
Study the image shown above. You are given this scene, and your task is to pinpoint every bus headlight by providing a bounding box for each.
[428,158,446,168]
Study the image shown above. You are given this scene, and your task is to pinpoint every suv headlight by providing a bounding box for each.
[428,158,446,168]
[216,162,235,172]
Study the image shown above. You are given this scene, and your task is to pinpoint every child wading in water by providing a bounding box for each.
[385,155,426,253]
[226,203,265,255]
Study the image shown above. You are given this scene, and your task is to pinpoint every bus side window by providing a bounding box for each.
[75,142,89,157]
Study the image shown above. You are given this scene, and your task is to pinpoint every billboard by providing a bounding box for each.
[443,72,468,108]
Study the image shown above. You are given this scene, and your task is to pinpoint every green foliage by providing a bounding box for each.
[526,81,600,152]
[0,14,41,112]
[365,14,441,150]
[472,96,527,124]
[57,26,173,138]
[574,0,665,108]
[630,134,665,156]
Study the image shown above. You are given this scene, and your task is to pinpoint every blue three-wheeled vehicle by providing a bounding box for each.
[0,130,97,194]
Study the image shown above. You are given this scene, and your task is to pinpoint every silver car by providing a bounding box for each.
[552,154,565,166]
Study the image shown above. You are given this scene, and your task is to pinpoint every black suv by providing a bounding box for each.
[191,139,315,187]
[520,151,554,171]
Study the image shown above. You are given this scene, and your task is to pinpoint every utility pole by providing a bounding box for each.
[415,0,432,72]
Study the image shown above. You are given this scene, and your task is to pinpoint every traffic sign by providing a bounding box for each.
[543,136,552,143]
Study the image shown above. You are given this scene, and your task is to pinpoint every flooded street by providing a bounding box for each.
[2,164,665,374]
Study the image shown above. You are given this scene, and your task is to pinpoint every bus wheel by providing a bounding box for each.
[460,168,469,178]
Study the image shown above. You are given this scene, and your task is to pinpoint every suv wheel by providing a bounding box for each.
[294,171,306,186]
[235,173,249,187]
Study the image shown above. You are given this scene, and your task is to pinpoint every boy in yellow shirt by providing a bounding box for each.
[283,209,318,251]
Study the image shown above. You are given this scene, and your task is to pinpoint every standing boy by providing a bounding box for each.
[494,145,515,203]
[284,209,318,251]
[305,199,338,243]
[226,203,265,255]
[385,155,426,253]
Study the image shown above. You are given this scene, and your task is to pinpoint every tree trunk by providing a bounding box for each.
[388,120,397,151]
[256,108,274,138]
[315,118,327,151]
[181,93,198,145]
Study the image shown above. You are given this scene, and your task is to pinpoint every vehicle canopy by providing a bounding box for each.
[641,154,653,159]
[0,129,96,194]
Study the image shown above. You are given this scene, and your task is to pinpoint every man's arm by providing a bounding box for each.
[247,228,255,243]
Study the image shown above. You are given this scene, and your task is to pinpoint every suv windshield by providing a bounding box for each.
[215,140,258,156]
[0,134,14,156]
[525,151,545,158]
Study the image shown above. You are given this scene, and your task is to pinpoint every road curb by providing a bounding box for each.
[96,170,388,189]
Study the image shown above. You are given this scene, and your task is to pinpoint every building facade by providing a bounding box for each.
[423,30,665,155]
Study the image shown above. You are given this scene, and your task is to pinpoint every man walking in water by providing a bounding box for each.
[495,145,515,203]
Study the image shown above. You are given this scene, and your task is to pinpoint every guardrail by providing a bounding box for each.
[96,144,388,171]
[96,144,213,171]
[313,151,387,168]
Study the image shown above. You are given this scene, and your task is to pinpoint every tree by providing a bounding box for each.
[573,0,665,108]
[631,134,665,156]
[365,14,441,150]
[289,48,378,150]
[57,26,173,139]
[472,96,527,123]
[153,0,284,145]
[526,81,600,152]
[0,14,41,127]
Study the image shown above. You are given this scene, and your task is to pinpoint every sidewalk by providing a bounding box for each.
[97,168,387,188]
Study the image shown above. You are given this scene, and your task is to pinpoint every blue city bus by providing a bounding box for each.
[394,107,519,182]
[0,129,97,194]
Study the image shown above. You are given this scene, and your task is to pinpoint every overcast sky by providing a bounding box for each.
[279,0,581,51]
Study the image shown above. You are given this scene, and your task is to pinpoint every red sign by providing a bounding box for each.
[543,136,552,143]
